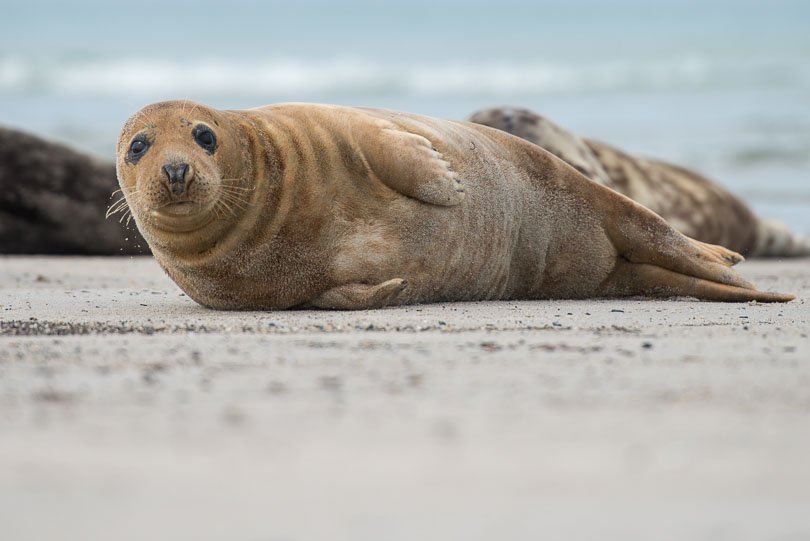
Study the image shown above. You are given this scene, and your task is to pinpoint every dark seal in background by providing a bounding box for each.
[0,127,148,255]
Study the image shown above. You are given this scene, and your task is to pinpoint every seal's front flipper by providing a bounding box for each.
[361,123,465,206]
[307,278,408,310]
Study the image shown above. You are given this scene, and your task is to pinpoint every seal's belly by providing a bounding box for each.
[329,158,616,303]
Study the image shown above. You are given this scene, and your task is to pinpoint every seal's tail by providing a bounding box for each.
[751,219,810,258]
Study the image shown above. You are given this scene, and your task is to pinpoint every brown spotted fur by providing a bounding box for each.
[469,106,810,257]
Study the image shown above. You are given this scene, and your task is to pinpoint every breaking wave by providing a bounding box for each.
[2,55,808,99]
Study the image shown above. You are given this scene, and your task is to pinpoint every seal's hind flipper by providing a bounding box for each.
[601,195,755,289]
[691,239,745,266]
[600,193,793,302]
[605,261,794,303]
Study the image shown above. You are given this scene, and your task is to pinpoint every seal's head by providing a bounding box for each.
[116,100,254,253]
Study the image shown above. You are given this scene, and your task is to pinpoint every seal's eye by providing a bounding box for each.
[192,125,217,153]
[130,139,147,155]
[127,136,150,163]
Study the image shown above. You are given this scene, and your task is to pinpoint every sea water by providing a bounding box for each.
[2,0,808,231]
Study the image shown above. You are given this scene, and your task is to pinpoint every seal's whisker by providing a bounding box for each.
[217,204,231,219]
[217,198,238,217]
[220,178,252,184]
[219,189,253,209]
[220,185,256,193]
[211,199,228,220]
[108,194,129,204]
[107,189,144,220]
[218,193,242,217]
[108,207,129,220]
[106,197,131,219]
[219,194,248,212]
[110,188,140,207]
[222,190,248,202]
[219,188,256,203]
[219,183,250,190]
[220,180,254,188]
[219,187,250,200]
[220,193,254,204]
[106,204,128,218]
[109,194,134,208]
[106,197,127,213]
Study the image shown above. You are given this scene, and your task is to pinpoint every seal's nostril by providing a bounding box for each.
[163,163,189,185]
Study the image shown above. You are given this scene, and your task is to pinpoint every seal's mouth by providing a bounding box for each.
[149,201,213,232]
[157,200,200,216]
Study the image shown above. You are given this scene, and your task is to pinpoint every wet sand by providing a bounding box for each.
[1,256,809,540]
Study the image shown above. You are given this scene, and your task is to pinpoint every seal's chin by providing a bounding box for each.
[158,201,199,216]
[149,201,215,233]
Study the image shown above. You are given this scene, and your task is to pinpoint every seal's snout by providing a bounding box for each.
[163,162,192,195]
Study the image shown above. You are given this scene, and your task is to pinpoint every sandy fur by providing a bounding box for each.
[116,101,793,310]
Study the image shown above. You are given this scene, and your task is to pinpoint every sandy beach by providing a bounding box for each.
[0,255,808,540]
[3,0,810,538]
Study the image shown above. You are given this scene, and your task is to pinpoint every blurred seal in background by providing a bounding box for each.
[469,106,810,258]
[0,127,147,255]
